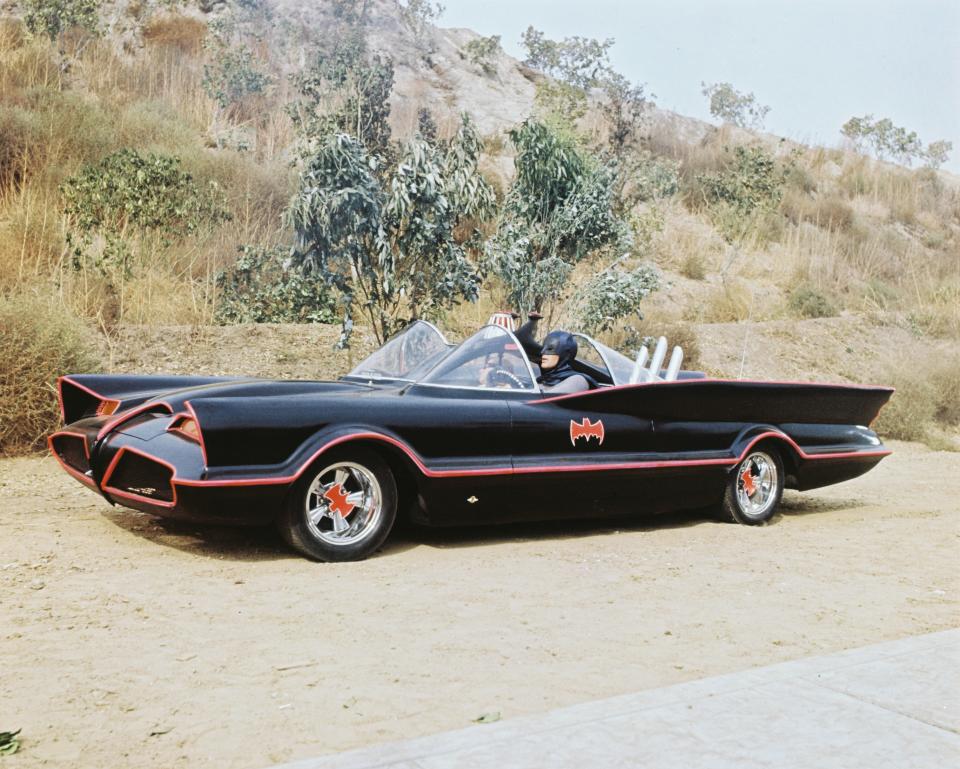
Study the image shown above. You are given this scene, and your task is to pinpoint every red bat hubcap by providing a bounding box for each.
[323,482,356,518]
[305,462,383,545]
[740,467,757,497]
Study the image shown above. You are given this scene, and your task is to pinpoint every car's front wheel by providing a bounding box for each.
[280,448,398,561]
[718,447,784,525]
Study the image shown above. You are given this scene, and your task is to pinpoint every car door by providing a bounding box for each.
[506,394,660,520]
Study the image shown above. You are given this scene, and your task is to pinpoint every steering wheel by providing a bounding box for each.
[486,368,525,389]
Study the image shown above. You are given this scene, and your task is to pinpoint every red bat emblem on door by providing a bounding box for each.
[570,418,605,446]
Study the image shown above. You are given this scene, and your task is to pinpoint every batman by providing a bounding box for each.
[537,330,596,393]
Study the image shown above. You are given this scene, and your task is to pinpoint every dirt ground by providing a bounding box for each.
[1,440,958,768]
[0,444,960,769]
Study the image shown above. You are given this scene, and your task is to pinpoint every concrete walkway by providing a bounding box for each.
[269,629,960,769]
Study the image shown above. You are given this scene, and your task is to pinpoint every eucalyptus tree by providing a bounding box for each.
[486,119,656,325]
[288,115,494,346]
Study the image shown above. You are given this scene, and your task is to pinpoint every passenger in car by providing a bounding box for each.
[537,331,596,393]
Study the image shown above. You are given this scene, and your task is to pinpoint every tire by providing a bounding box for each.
[718,446,784,525]
[279,447,398,561]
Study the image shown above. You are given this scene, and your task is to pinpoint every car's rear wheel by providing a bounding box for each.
[718,447,784,525]
[280,448,397,561]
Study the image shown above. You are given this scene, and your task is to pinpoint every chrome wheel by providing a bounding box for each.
[305,461,383,547]
[735,451,779,517]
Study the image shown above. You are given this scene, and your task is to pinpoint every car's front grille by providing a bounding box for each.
[105,451,175,503]
[51,433,90,475]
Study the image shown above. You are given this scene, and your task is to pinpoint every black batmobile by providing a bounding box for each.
[50,318,894,561]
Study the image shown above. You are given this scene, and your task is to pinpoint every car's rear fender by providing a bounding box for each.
[729,423,888,490]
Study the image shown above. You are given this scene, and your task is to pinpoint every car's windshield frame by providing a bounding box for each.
[344,320,451,383]
[414,324,540,392]
[572,333,635,386]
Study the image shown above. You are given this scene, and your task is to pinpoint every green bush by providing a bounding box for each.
[701,82,770,130]
[462,35,500,76]
[788,285,837,318]
[696,145,787,243]
[574,261,660,335]
[23,0,98,40]
[0,296,97,455]
[215,245,337,325]
[632,154,680,202]
[202,44,272,110]
[61,148,230,274]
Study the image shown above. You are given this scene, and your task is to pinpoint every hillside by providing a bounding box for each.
[1,0,959,454]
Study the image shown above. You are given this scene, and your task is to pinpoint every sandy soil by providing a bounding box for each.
[1,440,957,768]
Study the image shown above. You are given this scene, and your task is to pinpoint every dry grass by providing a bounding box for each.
[679,252,707,280]
[781,190,855,232]
[701,280,753,323]
[0,294,97,455]
[652,204,722,273]
[0,24,295,328]
[871,353,960,448]
[142,13,208,55]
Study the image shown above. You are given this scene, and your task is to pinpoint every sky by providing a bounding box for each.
[439,0,960,173]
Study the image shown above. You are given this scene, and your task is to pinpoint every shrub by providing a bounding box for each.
[61,148,230,274]
[815,195,855,231]
[842,114,925,166]
[397,0,444,53]
[0,295,97,455]
[680,252,707,280]
[142,13,207,55]
[288,37,393,153]
[698,145,785,216]
[870,354,960,446]
[924,140,952,170]
[704,280,752,322]
[22,0,98,40]
[696,145,786,243]
[215,245,337,324]
[485,119,631,317]
[930,354,960,426]
[701,81,770,130]
[629,206,665,256]
[202,44,271,110]
[631,153,680,202]
[788,284,837,318]
[462,35,500,76]
[290,118,494,345]
[573,261,660,335]
[871,370,936,442]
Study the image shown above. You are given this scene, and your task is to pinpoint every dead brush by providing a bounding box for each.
[699,280,753,323]
[871,352,960,448]
[781,189,855,232]
[142,13,208,55]
[0,20,61,97]
[0,295,97,455]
